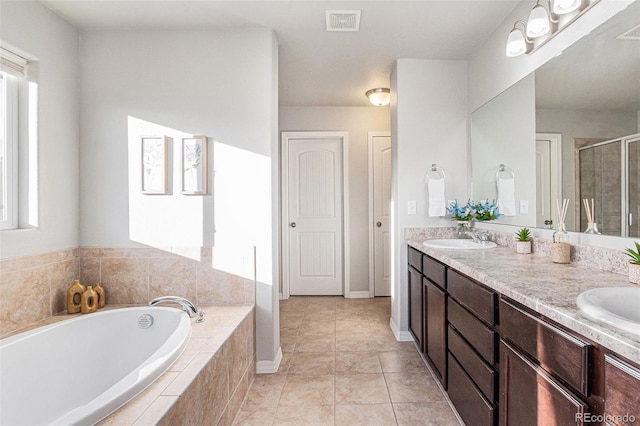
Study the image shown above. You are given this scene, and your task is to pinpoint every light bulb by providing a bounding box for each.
[553,0,581,14]
[527,4,551,38]
[506,28,527,57]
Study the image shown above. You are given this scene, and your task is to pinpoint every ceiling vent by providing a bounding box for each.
[617,23,640,40]
[326,10,361,32]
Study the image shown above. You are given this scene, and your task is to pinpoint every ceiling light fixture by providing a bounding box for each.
[366,88,391,106]
[506,0,600,57]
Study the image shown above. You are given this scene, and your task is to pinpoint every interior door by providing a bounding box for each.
[535,139,552,228]
[286,135,343,295]
[371,133,391,296]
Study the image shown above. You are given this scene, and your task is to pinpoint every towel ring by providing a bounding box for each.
[495,164,514,181]
[425,164,445,183]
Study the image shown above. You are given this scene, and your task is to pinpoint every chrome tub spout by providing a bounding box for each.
[149,296,205,323]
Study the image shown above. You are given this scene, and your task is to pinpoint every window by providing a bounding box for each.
[0,45,28,230]
[0,70,18,229]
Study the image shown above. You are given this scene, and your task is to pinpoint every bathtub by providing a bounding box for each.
[0,306,191,426]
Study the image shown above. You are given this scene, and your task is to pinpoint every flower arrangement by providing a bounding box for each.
[447,200,501,222]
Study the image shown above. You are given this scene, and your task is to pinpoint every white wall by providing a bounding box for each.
[472,73,536,227]
[391,59,468,335]
[537,108,638,231]
[0,1,79,259]
[79,29,280,366]
[279,106,390,294]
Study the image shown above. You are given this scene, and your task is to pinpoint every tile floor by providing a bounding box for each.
[233,296,461,425]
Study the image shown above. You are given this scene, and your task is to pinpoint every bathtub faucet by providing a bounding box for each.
[149,296,205,323]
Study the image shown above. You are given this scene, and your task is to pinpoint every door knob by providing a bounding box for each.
[376,222,382,227]
[290,222,297,228]
[544,219,553,226]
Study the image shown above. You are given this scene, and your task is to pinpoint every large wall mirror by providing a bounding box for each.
[471,0,640,239]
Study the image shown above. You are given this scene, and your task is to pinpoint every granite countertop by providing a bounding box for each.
[408,239,640,365]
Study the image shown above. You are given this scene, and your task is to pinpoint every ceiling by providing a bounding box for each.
[38,0,522,106]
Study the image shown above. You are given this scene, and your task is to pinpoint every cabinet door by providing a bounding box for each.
[500,340,588,426]
[408,266,423,351]
[604,354,640,426]
[425,278,446,386]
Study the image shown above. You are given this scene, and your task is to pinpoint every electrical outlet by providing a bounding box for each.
[408,200,417,215]
[520,200,529,214]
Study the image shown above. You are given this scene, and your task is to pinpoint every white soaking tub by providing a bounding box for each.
[0,306,191,426]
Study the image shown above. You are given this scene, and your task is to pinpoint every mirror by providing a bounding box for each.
[471,1,640,238]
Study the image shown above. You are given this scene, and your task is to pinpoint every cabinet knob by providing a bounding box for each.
[290,222,297,228]
[376,222,382,227]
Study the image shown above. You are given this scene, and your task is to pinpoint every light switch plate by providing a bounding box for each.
[520,200,529,214]
[408,200,417,215]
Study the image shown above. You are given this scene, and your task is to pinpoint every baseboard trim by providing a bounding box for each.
[256,347,283,374]
[389,317,414,342]
[348,291,372,299]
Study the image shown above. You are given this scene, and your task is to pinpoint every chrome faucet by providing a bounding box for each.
[464,230,490,244]
[149,296,205,323]
[464,230,481,243]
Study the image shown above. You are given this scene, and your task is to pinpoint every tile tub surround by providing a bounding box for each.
[0,248,80,337]
[97,305,255,425]
[0,246,255,338]
[405,226,630,275]
[408,239,640,364]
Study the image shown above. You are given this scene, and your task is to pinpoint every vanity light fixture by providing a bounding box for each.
[506,0,600,57]
[366,88,391,106]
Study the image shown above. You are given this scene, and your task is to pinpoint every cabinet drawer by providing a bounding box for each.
[499,298,590,396]
[604,354,640,426]
[408,246,422,272]
[423,255,446,289]
[449,326,496,403]
[448,269,495,325]
[448,298,496,365]
[448,353,495,426]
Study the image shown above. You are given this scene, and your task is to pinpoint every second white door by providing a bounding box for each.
[371,133,391,296]
[286,134,344,296]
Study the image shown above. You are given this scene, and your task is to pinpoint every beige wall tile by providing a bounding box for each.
[148,257,196,302]
[50,258,79,314]
[0,266,50,336]
[197,263,245,306]
[100,258,148,304]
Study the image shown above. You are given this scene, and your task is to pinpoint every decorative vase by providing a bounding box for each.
[584,222,601,234]
[516,241,532,254]
[456,221,471,239]
[630,264,640,285]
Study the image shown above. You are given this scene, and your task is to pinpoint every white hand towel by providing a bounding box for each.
[497,178,516,216]
[428,178,446,217]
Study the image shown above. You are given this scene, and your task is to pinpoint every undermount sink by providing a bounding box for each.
[577,287,640,336]
[422,239,497,250]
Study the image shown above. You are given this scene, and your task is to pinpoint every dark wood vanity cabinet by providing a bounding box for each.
[446,270,497,426]
[408,247,423,351]
[423,256,447,386]
[604,355,640,426]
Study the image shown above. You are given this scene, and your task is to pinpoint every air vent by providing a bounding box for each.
[326,10,361,32]
[617,23,640,40]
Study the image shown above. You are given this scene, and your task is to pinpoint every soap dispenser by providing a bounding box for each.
[94,283,106,309]
[80,286,98,314]
[66,280,86,314]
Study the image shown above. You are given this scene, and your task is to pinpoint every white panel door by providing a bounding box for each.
[288,137,343,295]
[372,134,391,296]
[536,139,552,228]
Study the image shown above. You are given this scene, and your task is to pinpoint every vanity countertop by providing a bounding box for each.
[408,239,640,365]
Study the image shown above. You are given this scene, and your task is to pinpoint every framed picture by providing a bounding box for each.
[141,136,168,194]
[182,135,207,195]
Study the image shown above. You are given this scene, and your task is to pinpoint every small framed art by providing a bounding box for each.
[182,135,207,195]
[141,136,168,194]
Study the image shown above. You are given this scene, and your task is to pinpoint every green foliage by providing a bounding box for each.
[515,228,531,242]
[624,241,640,265]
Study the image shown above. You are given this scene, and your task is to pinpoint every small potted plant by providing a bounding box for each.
[515,228,532,254]
[624,241,640,285]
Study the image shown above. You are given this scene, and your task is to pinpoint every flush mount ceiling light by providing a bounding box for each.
[506,0,600,57]
[366,88,391,106]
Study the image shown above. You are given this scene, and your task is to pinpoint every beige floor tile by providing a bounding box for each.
[393,402,461,426]
[335,374,391,405]
[335,404,398,426]
[384,372,445,403]
[232,405,277,426]
[276,352,292,375]
[280,317,304,336]
[378,349,428,373]
[295,335,336,353]
[299,318,336,336]
[336,318,390,335]
[335,351,382,374]
[242,374,287,408]
[288,352,335,375]
[273,405,334,425]
[336,334,397,352]
[280,337,297,353]
[279,375,335,406]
